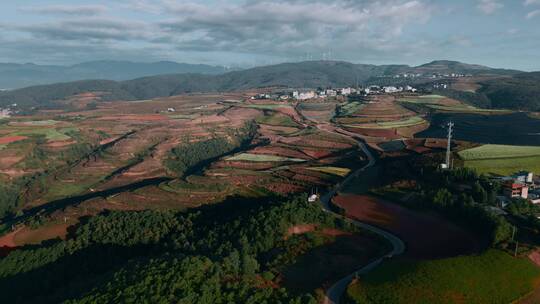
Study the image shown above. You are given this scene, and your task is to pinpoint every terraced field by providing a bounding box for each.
[336,95,429,142]
[0,91,370,244]
[226,153,306,163]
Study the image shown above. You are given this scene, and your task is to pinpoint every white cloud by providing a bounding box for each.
[524,0,540,6]
[0,0,446,65]
[19,5,107,16]
[158,0,432,57]
[477,0,503,14]
[527,9,540,18]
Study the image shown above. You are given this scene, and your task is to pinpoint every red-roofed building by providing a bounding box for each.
[503,182,529,199]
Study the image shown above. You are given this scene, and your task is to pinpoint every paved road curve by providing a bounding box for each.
[319,130,405,304]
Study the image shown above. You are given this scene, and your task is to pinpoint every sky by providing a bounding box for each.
[0,0,539,71]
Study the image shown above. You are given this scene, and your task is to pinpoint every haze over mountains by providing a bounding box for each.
[1,60,536,111]
[0,61,235,89]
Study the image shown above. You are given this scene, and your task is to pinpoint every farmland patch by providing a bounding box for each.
[225,153,306,163]
[417,112,540,146]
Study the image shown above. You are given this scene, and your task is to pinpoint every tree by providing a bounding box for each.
[432,189,453,209]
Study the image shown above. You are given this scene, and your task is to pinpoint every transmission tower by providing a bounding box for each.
[445,122,454,169]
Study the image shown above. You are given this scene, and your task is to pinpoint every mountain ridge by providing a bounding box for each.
[0,60,235,89]
[0,60,529,110]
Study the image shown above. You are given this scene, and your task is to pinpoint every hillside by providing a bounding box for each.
[0,61,232,89]
[414,60,520,76]
[0,60,524,110]
[479,72,540,111]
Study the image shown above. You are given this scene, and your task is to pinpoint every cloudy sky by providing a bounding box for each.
[1,0,539,70]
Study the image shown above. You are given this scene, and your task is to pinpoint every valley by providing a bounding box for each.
[1,85,540,304]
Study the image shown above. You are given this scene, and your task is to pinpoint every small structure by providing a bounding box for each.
[297,91,316,100]
[308,194,319,203]
[167,107,176,112]
[326,89,337,97]
[513,171,534,184]
[503,182,529,199]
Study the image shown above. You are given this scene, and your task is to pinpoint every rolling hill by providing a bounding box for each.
[479,72,540,111]
[0,60,526,110]
[0,61,233,89]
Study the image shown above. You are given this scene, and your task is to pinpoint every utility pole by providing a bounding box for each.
[445,122,454,169]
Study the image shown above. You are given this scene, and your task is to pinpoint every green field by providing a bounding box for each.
[464,156,540,176]
[256,113,299,127]
[345,116,426,129]
[398,96,510,114]
[459,144,540,160]
[226,153,306,162]
[418,94,445,99]
[459,145,540,176]
[345,250,540,304]
[307,166,351,177]
[14,120,60,126]
[243,104,291,110]
[15,129,71,141]
[339,102,365,116]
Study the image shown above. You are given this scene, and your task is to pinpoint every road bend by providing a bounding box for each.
[319,128,405,304]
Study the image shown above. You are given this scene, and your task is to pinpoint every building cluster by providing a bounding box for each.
[430,73,471,79]
[432,83,449,90]
[381,73,471,80]
[363,85,417,95]
[0,104,16,118]
[250,85,418,101]
[497,171,540,205]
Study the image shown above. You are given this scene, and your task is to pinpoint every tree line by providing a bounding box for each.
[164,121,257,177]
[0,194,356,303]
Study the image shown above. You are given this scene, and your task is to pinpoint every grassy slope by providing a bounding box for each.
[464,156,540,176]
[344,116,426,129]
[459,145,540,160]
[345,250,540,304]
[306,167,350,177]
[256,113,299,127]
[226,153,306,162]
[459,145,540,175]
[398,96,510,114]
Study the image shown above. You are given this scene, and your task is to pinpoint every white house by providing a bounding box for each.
[297,91,316,100]
[341,87,352,95]
[326,89,337,97]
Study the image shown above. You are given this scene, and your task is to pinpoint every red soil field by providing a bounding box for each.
[97,114,170,121]
[213,161,278,170]
[0,135,28,144]
[301,148,335,159]
[274,106,303,123]
[44,140,76,148]
[397,122,430,138]
[0,228,21,257]
[344,127,400,139]
[265,182,305,194]
[250,146,311,160]
[333,194,482,259]
[424,138,448,149]
[221,107,261,121]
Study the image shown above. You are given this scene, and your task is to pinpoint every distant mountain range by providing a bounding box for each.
[0,60,533,111]
[0,61,236,89]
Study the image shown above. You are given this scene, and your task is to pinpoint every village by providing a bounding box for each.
[250,84,419,101]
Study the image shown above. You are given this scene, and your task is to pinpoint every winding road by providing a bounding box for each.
[319,127,405,304]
